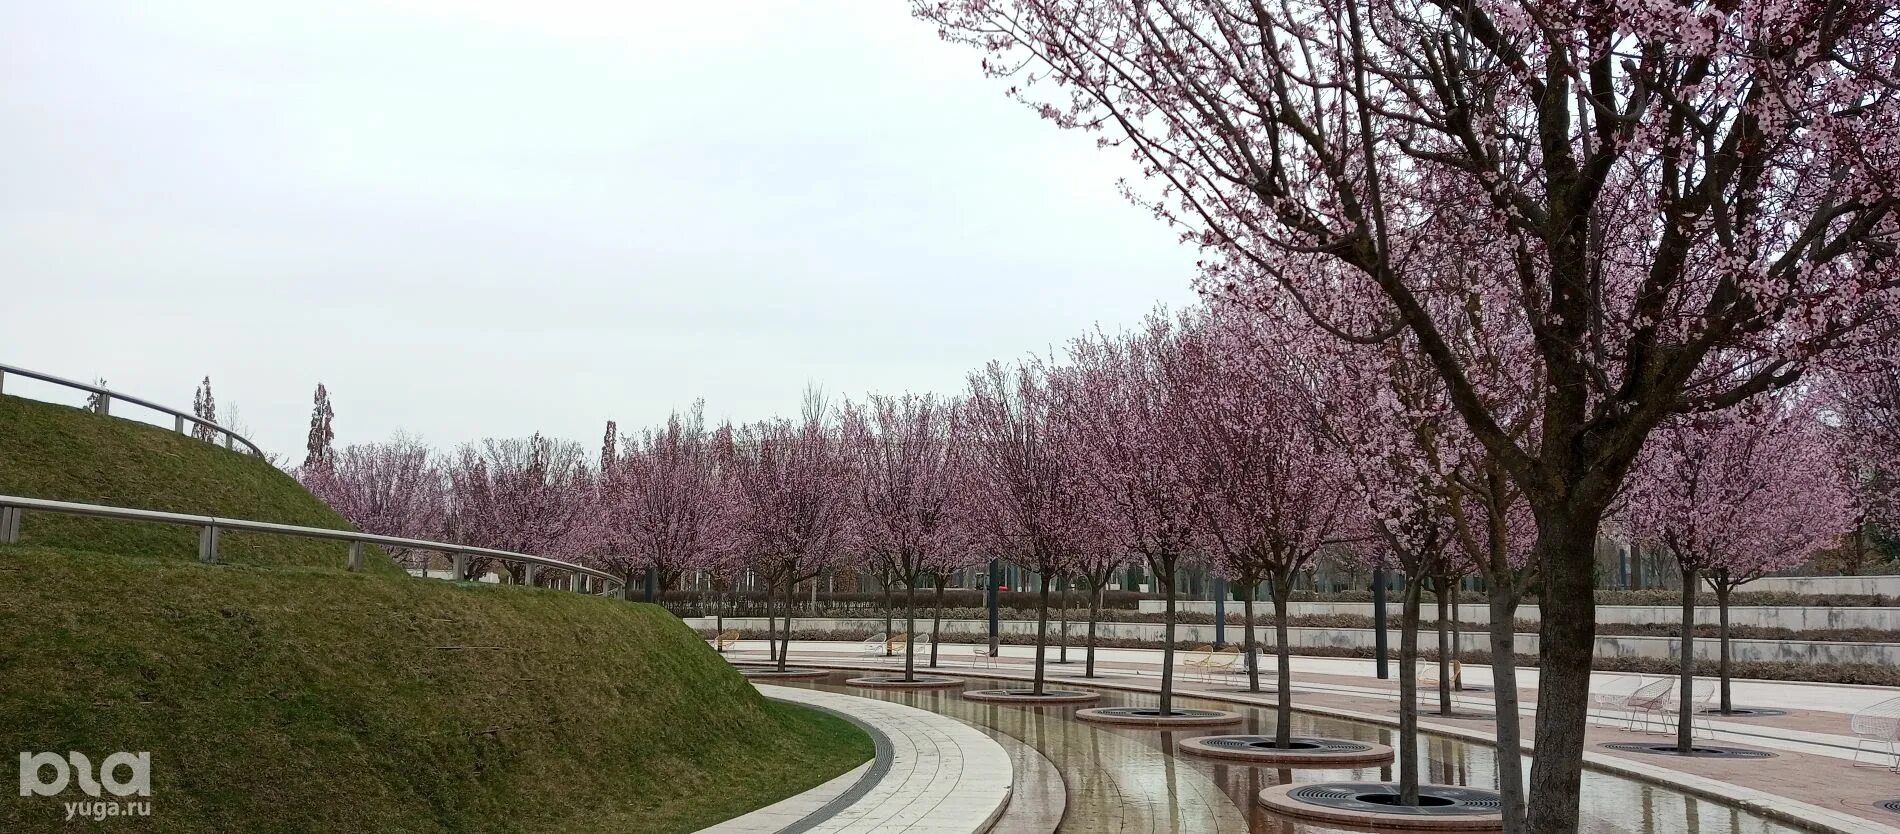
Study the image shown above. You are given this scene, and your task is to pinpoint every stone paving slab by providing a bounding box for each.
[699,683,1014,834]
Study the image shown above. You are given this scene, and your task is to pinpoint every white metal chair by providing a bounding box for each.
[856,633,889,657]
[1417,658,1469,711]
[969,645,996,668]
[1198,647,1241,681]
[1612,678,1678,734]
[1589,675,1635,727]
[1850,696,1900,771]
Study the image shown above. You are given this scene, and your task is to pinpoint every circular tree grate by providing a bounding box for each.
[1285,782,1503,816]
[1202,736,1371,753]
[1091,707,1229,718]
[1879,800,1900,815]
[1601,742,1776,759]
[1695,707,1788,717]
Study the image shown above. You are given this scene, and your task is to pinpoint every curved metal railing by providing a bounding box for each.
[0,494,625,595]
[0,363,265,457]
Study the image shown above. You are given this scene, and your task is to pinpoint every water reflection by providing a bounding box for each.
[785,674,1803,834]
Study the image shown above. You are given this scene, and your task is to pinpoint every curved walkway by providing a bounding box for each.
[697,684,1014,834]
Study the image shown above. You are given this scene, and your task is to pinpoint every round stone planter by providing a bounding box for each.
[1180,735,1395,766]
[1074,706,1244,727]
[1259,782,1504,831]
[961,688,1102,705]
[846,674,966,689]
[736,666,832,680]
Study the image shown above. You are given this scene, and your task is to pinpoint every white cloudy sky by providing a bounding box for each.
[2,0,1199,457]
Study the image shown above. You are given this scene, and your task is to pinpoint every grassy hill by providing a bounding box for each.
[0,394,871,833]
[0,394,402,574]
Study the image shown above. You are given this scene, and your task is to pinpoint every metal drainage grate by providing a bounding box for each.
[1203,736,1371,753]
[1601,742,1776,759]
[1286,782,1503,816]
[1879,800,1900,815]
[1695,707,1788,717]
[1093,707,1229,719]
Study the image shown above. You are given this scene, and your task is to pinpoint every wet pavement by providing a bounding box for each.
[773,673,1809,834]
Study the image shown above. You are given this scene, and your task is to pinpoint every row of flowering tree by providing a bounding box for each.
[907,0,1900,828]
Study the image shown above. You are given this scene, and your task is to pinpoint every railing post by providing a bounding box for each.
[348,541,363,572]
[524,564,538,586]
[452,553,468,582]
[0,506,21,544]
[175,415,185,434]
[0,368,6,395]
[567,574,578,592]
[198,524,220,563]
[99,395,110,416]
[224,432,234,450]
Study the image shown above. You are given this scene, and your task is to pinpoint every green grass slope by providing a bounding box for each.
[0,547,870,833]
[0,394,402,574]
[0,394,871,832]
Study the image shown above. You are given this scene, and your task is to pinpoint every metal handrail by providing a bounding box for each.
[0,363,265,457]
[0,494,624,595]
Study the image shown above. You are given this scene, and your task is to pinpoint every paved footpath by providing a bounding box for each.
[696,683,1014,834]
[722,640,1900,833]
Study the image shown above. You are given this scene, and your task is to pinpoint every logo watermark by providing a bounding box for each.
[19,752,153,822]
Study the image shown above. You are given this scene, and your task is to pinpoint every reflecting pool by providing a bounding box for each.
[779,673,1801,834]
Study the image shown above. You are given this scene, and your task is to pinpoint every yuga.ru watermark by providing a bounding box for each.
[19,752,153,822]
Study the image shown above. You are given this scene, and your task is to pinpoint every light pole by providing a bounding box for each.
[1373,567,1390,679]
[1212,574,1227,648]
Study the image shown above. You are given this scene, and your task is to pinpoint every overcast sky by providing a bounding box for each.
[2,0,1199,458]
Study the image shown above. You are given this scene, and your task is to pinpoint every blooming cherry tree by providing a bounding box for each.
[1625,394,1856,746]
[962,360,1086,696]
[598,404,731,604]
[842,392,969,681]
[722,392,852,672]
[1061,316,1205,717]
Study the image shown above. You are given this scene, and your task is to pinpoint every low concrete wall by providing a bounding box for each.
[1135,600,1900,631]
[685,616,1900,666]
[1745,575,1900,596]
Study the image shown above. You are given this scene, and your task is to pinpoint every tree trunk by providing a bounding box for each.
[1524,510,1605,834]
[776,578,793,672]
[1452,590,1463,691]
[1157,560,1178,717]
[1085,581,1102,678]
[1436,577,1453,716]
[1715,578,1733,714]
[931,575,946,669]
[883,578,895,657]
[904,575,919,682]
[766,578,780,664]
[1272,575,1293,746]
[1058,575,1070,663]
[1399,572,1423,806]
[715,586,727,654]
[1032,572,1052,696]
[1243,582,1261,694]
[1677,566,1697,752]
[1487,582,1526,834]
